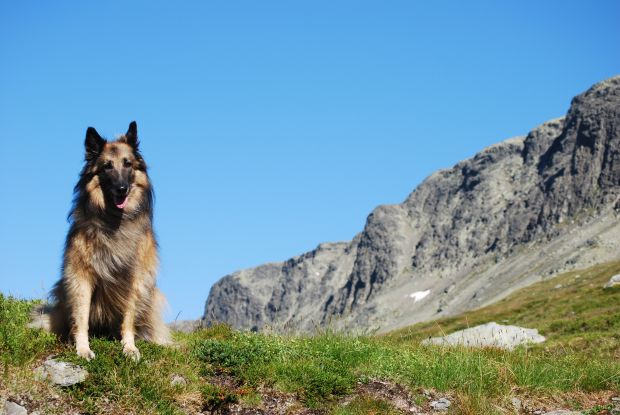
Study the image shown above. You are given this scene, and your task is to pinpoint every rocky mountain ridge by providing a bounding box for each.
[203,76,620,333]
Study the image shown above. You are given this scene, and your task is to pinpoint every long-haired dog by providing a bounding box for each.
[31,121,169,360]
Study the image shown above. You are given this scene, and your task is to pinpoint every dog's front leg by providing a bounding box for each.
[70,277,95,361]
[121,290,141,361]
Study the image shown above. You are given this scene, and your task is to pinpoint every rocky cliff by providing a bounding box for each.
[203,76,620,333]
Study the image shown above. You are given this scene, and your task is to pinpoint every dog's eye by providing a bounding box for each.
[103,161,113,170]
[123,159,132,168]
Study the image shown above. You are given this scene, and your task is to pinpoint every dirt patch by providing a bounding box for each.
[514,390,619,414]
[206,374,322,415]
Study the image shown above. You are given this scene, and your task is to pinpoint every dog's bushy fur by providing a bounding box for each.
[31,122,169,360]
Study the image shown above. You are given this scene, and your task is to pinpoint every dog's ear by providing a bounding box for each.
[85,127,105,161]
[122,121,139,150]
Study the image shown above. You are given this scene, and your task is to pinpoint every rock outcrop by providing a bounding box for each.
[203,76,620,333]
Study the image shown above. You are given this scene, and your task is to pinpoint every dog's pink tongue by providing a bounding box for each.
[116,197,129,209]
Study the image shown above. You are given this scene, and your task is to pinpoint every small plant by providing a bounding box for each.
[0,294,57,369]
[584,403,619,414]
[332,396,400,415]
[201,383,238,411]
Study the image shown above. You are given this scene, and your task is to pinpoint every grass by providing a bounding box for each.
[332,396,402,415]
[0,296,56,369]
[386,260,620,355]
[2,261,620,414]
[56,338,206,414]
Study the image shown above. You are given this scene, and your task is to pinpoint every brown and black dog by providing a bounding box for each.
[32,122,169,360]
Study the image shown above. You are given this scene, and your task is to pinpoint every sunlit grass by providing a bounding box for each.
[2,261,620,414]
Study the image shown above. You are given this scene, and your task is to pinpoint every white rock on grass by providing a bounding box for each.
[430,397,451,411]
[3,400,28,415]
[421,322,545,350]
[604,274,620,288]
[170,374,187,387]
[34,358,88,387]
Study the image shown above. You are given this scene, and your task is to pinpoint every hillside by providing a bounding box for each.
[3,261,620,414]
[204,76,620,333]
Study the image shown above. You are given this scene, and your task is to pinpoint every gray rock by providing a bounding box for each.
[2,401,27,415]
[604,274,620,288]
[421,322,545,350]
[543,411,582,415]
[203,76,620,333]
[34,358,88,387]
[170,375,187,387]
[511,397,522,412]
[204,242,358,332]
[430,397,451,411]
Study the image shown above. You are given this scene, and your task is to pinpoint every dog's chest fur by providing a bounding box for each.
[82,218,150,283]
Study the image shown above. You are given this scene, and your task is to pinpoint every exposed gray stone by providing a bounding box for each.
[421,322,545,350]
[34,358,88,387]
[429,397,451,411]
[2,401,27,415]
[170,375,187,387]
[604,274,620,288]
[203,76,620,333]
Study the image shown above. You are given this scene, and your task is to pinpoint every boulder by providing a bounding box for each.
[421,322,545,350]
[604,274,620,288]
[430,397,451,411]
[34,358,88,387]
[2,401,27,415]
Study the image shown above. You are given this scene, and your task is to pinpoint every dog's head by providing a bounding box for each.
[82,121,151,214]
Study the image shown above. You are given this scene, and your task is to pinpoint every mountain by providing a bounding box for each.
[202,76,620,333]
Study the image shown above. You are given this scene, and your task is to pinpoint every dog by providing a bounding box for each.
[31,121,170,361]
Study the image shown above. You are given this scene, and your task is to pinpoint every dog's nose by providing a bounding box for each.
[118,185,128,195]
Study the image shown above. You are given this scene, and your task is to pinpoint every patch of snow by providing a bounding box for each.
[408,290,431,302]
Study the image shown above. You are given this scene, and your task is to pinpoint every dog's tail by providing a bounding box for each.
[28,303,53,331]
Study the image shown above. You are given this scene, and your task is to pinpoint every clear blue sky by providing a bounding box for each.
[1,1,618,321]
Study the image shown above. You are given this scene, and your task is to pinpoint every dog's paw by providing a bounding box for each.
[122,344,141,362]
[76,346,95,361]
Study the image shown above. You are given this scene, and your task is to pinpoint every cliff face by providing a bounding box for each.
[203,76,620,333]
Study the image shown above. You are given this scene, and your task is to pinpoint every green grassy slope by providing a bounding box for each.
[2,261,620,414]
[386,261,620,355]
